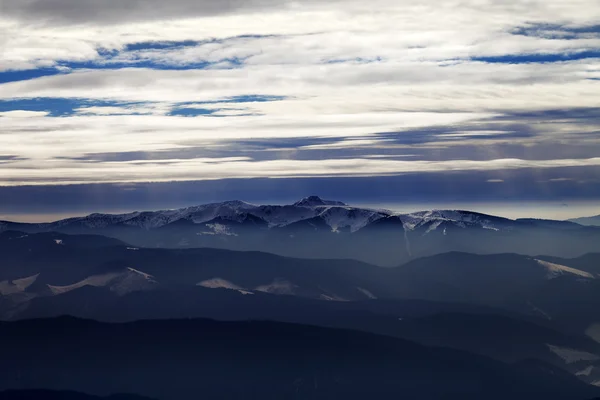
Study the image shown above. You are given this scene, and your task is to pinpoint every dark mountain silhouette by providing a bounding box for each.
[2,232,599,332]
[0,390,153,400]
[13,285,600,385]
[0,317,598,400]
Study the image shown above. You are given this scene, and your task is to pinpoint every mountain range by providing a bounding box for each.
[570,214,600,227]
[0,317,598,400]
[2,230,599,320]
[2,196,600,266]
[3,198,600,399]
[2,229,600,389]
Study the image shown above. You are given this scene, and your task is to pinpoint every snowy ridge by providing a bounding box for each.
[47,268,157,296]
[5,197,576,236]
[534,259,595,280]
[547,344,600,364]
[201,223,239,236]
[316,206,387,233]
[0,274,39,296]
[197,278,254,295]
[255,279,299,295]
[399,210,512,232]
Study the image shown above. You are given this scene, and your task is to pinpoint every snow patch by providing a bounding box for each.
[399,210,509,232]
[47,268,157,296]
[204,223,238,236]
[111,268,157,296]
[482,226,499,231]
[535,259,595,280]
[255,279,298,295]
[126,267,154,280]
[424,220,443,235]
[197,278,254,295]
[198,278,241,290]
[0,274,39,295]
[13,274,39,290]
[547,344,600,364]
[320,294,337,301]
[48,272,121,295]
[357,287,377,299]
[528,301,552,320]
[576,366,595,377]
[318,206,385,233]
[585,323,600,344]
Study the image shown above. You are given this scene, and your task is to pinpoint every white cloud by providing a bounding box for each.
[2,156,600,186]
[0,0,599,186]
[0,110,50,118]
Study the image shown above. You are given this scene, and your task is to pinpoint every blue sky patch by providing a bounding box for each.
[0,68,67,84]
[512,23,600,39]
[0,98,149,117]
[180,95,287,105]
[124,40,201,51]
[472,50,600,64]
[168,107,220,117]
[0,94,287,117]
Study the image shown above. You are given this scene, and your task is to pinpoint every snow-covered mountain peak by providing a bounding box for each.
[293,196,347,208]
[399,209,514,232]
[214,200,258,209]
[3,199,572,239]
[317,206,387,232]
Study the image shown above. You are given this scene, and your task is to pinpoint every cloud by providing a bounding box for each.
[0,0,301,24]
[0,0,599,199]
[0,110,49,118]
[2,155,600,186]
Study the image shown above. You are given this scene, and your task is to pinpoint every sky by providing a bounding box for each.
[1,0,600,221]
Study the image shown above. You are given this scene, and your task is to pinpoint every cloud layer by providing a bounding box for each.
[0,0,599,206]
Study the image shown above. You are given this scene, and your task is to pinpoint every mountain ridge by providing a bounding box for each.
[0,197,556,231]
[570,214,600,227]
[0,316,598,400]
[2,197,600,266]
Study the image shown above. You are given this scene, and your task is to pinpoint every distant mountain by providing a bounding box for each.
[570,215,600,227]
[390,252,597,306]
[2,197,600,265]
[0,391,153,400]
[0,231,390,304]
[392,312,600,386]
[3,232,600,386]
[2,232,599,330]
[0,317,597,400]
[388,252,600,335]
[14,283,600,386]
